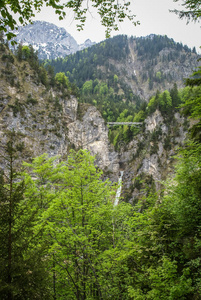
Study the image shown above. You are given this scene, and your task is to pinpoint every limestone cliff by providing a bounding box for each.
[119,109,188,203]
[0,44,118,175]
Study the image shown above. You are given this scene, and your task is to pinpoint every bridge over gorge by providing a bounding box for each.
[107,122,143,126]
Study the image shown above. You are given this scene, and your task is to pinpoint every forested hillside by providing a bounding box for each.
[45,34,200,106]
[44,34,200,145]
[46,35,199,93]
[1,30,201,299]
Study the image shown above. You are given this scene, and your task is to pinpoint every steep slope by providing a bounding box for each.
[117,35,200,100]
[119,109,189,203]
[0,43,117,174]
[47,34,200,101]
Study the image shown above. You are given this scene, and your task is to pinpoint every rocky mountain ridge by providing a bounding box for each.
[119,37,200,100]
[11,21,95,59]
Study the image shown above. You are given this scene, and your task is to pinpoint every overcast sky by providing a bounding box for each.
[33,0,201,52]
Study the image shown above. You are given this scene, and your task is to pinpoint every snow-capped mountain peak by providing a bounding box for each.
[13,21,95,59]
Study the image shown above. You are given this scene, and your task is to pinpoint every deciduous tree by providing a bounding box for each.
[25,149,134,299]
[172,0,201,23]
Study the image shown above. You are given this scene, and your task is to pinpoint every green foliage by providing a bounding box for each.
[55,72,70,88]
[116,65,201,299]
[147,95,158,114]
[158,90,172,114]
[136,35,192,61]
[21,45,31,59]
[156,71,162,81]
[82,79,93,95]
[180,66,201,141]
[22,150,135,299]
[46,35,130,87]
[26,93,38,105]
[147,85,182,117]
[114,74,118,83]
[1,53,14,63]
[169,142,201,235]
[185,65,201,87]
[77,75,142,145]
[172,0,201,22]
[1,127,201,299]
[0,131,51,299]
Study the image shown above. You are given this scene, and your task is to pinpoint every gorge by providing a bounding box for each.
[0,32,200,204]
[1,21,201,299]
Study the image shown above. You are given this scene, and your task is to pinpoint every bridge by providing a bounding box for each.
[107,122,143,126]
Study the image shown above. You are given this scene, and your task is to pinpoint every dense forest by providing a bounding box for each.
[1,34,201,298]
[44,35,195,88]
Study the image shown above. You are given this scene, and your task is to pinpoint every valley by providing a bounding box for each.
[1,22,201,299]
[1,31,200,202]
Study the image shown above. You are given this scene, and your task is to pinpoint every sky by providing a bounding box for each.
[32,0,201,52]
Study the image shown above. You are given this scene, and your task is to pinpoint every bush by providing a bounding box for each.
[26,94,38,105]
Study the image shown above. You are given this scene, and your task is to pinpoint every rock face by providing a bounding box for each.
[67,106,118,173]
[12,21,95,59]
[119,109,188,203]
[0,44,118,176]
[112,37,200,101]
[145,110,164,132]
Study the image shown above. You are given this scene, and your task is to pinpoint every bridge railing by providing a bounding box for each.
[107,122,143,126]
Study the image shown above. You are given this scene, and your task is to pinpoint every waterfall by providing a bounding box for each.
[114,171,124,206]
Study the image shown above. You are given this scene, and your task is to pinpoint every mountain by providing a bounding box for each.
[47,34,200,102]
[78,39,96,51]
[2,21,201,298]
[1,34,201,201]
[0,41,193,204]
[12,21,95,59]
[44,34,200,148]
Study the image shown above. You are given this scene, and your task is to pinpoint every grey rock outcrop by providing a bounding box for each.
[118,109,188,203]
[67,106,119,173]
[0,47,118,175]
